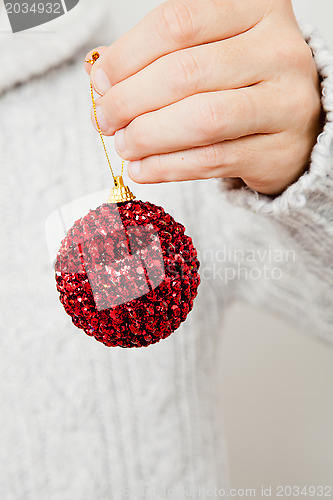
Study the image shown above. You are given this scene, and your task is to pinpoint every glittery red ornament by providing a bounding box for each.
[55,199,200,348]
[56,50,200,347]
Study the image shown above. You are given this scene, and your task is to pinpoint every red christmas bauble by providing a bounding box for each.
[55,200,200,348]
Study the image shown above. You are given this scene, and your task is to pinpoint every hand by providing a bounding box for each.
[85,0,323,195]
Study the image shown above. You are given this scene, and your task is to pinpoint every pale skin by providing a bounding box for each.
[84,0,323,195]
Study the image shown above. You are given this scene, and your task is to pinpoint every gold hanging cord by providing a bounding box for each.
[85,51,135,203]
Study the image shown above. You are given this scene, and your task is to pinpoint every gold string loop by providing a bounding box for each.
[85,51,124,186]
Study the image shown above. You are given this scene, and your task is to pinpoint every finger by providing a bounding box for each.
[84,46,108,75]
[111,83,293,160]
[97,31,268,134]
[127,130,309,194]
[126,133,286,183]
[90,0,270,93]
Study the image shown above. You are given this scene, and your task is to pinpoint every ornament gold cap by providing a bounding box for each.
[108,176,136,204]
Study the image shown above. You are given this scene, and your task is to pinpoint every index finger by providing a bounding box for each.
[84,46,107,76]
[89,0,269,91]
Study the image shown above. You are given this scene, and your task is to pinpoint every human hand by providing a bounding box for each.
[85,0,323,195]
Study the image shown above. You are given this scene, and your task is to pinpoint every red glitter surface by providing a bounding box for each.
[54,200,200,348]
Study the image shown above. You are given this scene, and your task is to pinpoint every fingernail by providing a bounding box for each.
[128,161,141,179]
[92,67,111,95]
[114,128,126,153]
[91,103,109,132]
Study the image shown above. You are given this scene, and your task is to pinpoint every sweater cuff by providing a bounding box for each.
[219,24,333,217]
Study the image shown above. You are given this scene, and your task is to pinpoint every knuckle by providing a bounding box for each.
[194,144,220,167]
[222,144,241,169]
[239,90,258,129]
[273,38,298,68]
[271,133,297,169]
[299,86,315,119]
[273,35,314,71]
[130,120,148,153]
[195,97,226,139]
[278,136,309,185]
[293,84,320,127]
[107,86,131,124]
[214,142,246,174]
[161,51,201,94]
[152,155,170,181]
[160,0,196,45]
[232,142,257,168]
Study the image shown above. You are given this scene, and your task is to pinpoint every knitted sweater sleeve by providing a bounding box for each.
[219,24,333,344]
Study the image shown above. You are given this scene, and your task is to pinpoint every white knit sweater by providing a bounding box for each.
[0,1,332,499]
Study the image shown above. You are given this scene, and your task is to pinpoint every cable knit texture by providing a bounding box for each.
[0,3,332,499]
